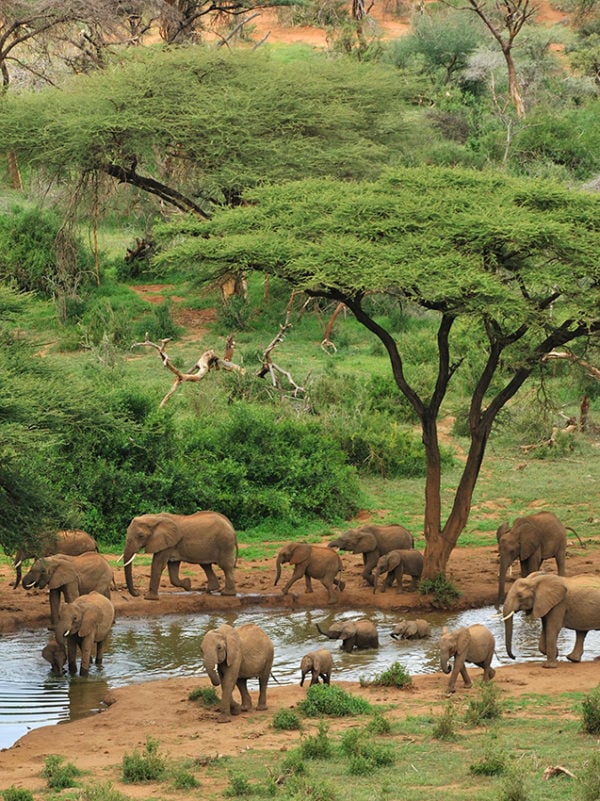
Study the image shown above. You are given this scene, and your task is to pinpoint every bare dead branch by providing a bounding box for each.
[544,349,600,380]
[543,765,576,780]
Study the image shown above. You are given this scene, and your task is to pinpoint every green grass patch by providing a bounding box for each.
[299,685,373,717]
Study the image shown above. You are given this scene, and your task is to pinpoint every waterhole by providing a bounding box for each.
[1,602,597,749]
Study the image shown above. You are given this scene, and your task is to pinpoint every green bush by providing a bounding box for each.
[1,789,34,801]
[273,709,302,730]
[576,752,600,801]
[188,686,220,707]
[469,739,508,776]
[432,701,459,741]
[299,722,334,760]
[365,713,392,735]
[340,728,395,773]
[418,574,461,608]
[122,737,167,783]
[362,661,412,688]
[42,754,83,789]
[299,685,372,717]
[224,772,254,796]
[78,782,131,801]
[582,687,600,734]
[464,680,503,725]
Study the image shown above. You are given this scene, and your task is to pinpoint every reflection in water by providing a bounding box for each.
[1,603,599,750]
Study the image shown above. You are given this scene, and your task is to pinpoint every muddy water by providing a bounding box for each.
[1,603,598,749]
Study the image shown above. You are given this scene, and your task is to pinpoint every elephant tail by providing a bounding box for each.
[566,526,586,548]
[270,671,281,684]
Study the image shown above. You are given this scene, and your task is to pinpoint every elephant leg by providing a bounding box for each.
[67,638,78,675]
[237,678,253,711]
[334,577,345,591]
[362,554,378,587]
[556,552,566,576]
[217,671,237,723]
[310,671,319,685]
[409,575,419,591]
[49,590,62,629]
[479,661,495,681]
[167,560,191,591]
[385,570,395,590]
[305,570,314,593]
[281,565,305,596]
[147,552,170,600]
[342,638,355,653]
[321,672,330,685]
[201,564,221,593]
[541,617,559,667]
[95,640,104,667]
[320,578,337,604]
[567,631,588,662]
[256,672,269,710]
[80,636,94,677]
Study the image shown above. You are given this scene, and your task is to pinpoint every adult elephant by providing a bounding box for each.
[12,529,98,589]
[373,549,423,593]
[496,511,583,604]
[201,623,274,723]
[274,543,344,603]
[503,572,600,667]
[123,511,237,600]
[316,617,379,652]
[55,591,115,676]
[328,524,414,587]
[22,552,113,627]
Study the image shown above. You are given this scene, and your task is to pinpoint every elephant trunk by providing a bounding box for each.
[440,652,451,674]
[497,555,512,605]
[274,555,284,586]
[328,538,342,549]
[123,546,140,597]
[503,609,516,659]
[316,622,333,639]
[203,658,221,687]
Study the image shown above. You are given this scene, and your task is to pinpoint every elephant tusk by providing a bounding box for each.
[23,581,34,589]
[123,554,136,567]
[214,664,218,673]
[63,629,70,637]
[116,554,123,563]
[14,559,22,568]
[502,610,515,622]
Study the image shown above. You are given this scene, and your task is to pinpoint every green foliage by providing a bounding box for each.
[188,687,220,707]
[339,728,395,773]
[77,782,130,801]
[300,722,334,760]
[464,680,504,725]
[170,766,200,790]
[581,687,600,734]
[576,752,600,801]
[498,764,531,801]
[273,709,303,730]
[362,661,412,688]
[121,737,167,783]
[225,772,254,796]
[299,685,372,717]
[1,789,34,801]
[418,574,461,608]
[432,701,458,741]
[364,713,392,735]
[42,755,83,789]
[469,737,508,776]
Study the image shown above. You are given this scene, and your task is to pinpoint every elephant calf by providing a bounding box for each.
[55,591,115,677]
[274,542,344,603]
[373,549,423,594]
[439,624,496,694]
[390,618,431,640]
[300,648,333,686]
[316,618,379,652]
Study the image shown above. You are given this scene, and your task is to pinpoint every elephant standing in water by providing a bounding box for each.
[439,624,496,693]
[123,511,237,600]
[22,552,113,627]
[55,591,115,676]
[317,618,379,652]
[13,529,98,589]
[274,543,344,603]
[329,524,414,587]
[503,572,600,667]
[201,623,274,723]
[391,618,431,640]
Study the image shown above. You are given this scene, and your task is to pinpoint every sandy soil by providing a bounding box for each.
[1,534,600,797]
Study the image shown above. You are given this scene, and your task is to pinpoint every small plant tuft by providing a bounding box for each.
[300,721,334,760]
[581,687,600,734]
[225,771,254,796]
[78,781,130,801]
[365,713,392,734]
[122,737,167,783]
[2,789,34,801]
[469,738,508,776]
[498,764,530,801]
[576,752,600,801]
[188,686,220,707]
[464,680,503,725]
[432,701,459,741]
[340,727,395,774]
[363,661,412,688]
[299,684,372,717]
[273,708,302,730]
[418,574,461,608]
[42,754,83,789]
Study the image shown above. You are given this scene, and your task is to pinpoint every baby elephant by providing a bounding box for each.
[316,618,379,652]
[42,639,67,675]
[300,649,333,686]
[373,549,424,593]
[439,624,496,694]
[274,542,344,603]
[390,618,431,640]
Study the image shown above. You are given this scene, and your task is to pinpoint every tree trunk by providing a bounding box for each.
[5,151,22,189]
[504,50,526,118]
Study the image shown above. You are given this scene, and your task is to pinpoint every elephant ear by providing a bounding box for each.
[355,531,377,553]
[78,605,102,638]
[518,523,540,560]
[289,544,311,565]
[48,562,77,589]
[146,515,180,553]
[532,574,567,618]
[225,629,241,667]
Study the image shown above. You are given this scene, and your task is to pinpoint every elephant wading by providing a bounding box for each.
[329,524,414,587]
[300,649,333,686]
[55,591,115,676]
[373,549,423,594]
[391,618,431,640]
[201,623,274,723]
[496,511,583,604]
[13,529,98,589]
[123,511,237,600]
[22,552,113,627]
[274,543,344,603]
[503,572,600,667]
[439,624,496,693]
[316,618,379,652]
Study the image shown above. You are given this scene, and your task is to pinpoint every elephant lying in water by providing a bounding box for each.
[390,618,431,640]
[316,618,379,652]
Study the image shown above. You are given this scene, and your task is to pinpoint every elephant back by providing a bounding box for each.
[74,553,113,594]
[370,525,414,554]
[236,623,274,677]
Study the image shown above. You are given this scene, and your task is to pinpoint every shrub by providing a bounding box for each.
[171,767,200,790]
[469,738,508,776]
[581,687,600,734]
[299,684,372,717]
[418,574,461,608]
[122,737,167,783]
[300,722,334,760]
[1,789,34,801]
[273,709,302,730]
[365,713,392,735]
[42,754,83,789]
[363,662,412,688]
[340,728,395,774]
[576,752,600,801]
[432,701,458,741]
[464,680,503,725]
[188,686,220,707]
[78,782,130,801]
[225,772,253,796]
[498,764,530,801]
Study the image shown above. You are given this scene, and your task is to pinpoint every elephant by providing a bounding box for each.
[496,511,583,604]
[55,591,115,676]
[390,618,431,640]
[201,622,274,723]
[328,524,414,587]
[439,624,496,693]
[316,618,379,652]
[22,552,113,627]
[42,639,67,675]
[13,529,98,589]
[123,511,238,600]
[373,549,423,594]
[300,649,333,686]
[502,571,600,667]
[274,543,345,603]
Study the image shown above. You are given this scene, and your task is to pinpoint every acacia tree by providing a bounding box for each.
[157,167,600,578]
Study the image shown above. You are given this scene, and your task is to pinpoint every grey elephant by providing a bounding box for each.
[42,639,67,675]
[55,591,115,676]
[22,552,113,627]
[13,529,98,589]
[300,648,333,686]
[390,618,431,640]
[316,618,379,652]
[373,549,423,593]
[328,524,414,587]
[496,511,583,604]
[201,622,274,723]
[274,543,344,603]
[439,624,496,693]
[123,511,238,600]
[503,571,600,667]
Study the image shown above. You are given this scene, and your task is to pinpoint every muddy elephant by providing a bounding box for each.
[300,648,333,686]
[316,618,379,652]
[373,549,423,594]
[328,524,414,587]
[274,543,344,603]
[55,591,115,677]
[503,572,600,667]
[496,511,583,604]
[22,552,113,627]
[123,511,237,600]
[13,529,98,589]
[201,623,274,723]
[390,618,431,640]
[439,624,496,693]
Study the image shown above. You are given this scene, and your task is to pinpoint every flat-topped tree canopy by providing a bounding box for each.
[156,166,600,578]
